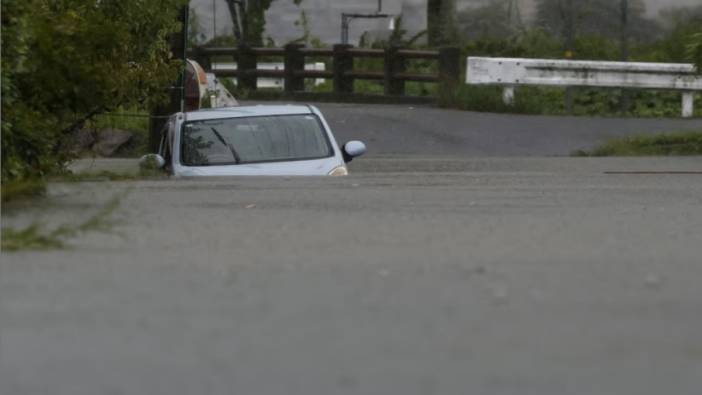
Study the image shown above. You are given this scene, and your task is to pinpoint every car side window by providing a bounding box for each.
[157,123,168,157]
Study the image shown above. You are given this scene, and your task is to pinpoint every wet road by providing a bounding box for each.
[2,157,702,395]
[271,102,702,156]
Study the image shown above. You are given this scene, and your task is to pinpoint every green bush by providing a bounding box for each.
[1,0,187,184]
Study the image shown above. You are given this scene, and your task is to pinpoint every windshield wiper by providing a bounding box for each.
[210,127,241,164]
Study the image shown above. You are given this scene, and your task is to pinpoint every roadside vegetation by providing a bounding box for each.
[89,110,151,158]
[574,131,702,157]
[204,2,702,118]
[1,191,127,252]
[1,179,47,204]
[1,0,186,194]
[2,0,702,204]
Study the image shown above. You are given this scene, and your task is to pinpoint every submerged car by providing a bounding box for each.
[142,105,366,176]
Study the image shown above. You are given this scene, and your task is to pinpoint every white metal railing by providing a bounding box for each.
[466,57,702,117]
[211,62,327,89]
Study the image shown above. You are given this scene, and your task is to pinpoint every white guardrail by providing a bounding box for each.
[212,62,327,89]
[466,57,702,117]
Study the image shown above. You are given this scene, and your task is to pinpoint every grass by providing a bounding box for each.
[574,131,702,156]
[51,168,165,183]
[439,85,702,118]
[1,190,127,252]
[1,225,65,251]
[2,166,162,204]
[1,179,47,203]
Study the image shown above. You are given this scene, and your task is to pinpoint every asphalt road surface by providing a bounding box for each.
[2,157,702,395]
[260,102,702,156]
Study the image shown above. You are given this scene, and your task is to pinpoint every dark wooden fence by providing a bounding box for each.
[190,44,461,97]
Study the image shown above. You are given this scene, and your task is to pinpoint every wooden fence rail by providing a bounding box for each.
[189,44,460,97]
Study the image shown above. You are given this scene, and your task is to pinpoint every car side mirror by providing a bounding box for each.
[139,153,166,169]
[342,141,366,163]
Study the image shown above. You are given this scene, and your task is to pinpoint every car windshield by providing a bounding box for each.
[181,114,333,166]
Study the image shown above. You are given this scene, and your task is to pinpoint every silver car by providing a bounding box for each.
[143,105,366,176]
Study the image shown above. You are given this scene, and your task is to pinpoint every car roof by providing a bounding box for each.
[184,105,314,121]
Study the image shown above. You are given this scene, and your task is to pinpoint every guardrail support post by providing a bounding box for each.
[438,47,460,94]
[682,91,695,118]
[284,43,305,93]
[237,45,257,91]
[192,46,212,71]
[333,44,354,94]
[384,46,405,96]
[502,85,515,106]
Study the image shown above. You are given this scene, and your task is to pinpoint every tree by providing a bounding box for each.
[688,33,702,72]
[1,0,188,182]
[457,0,524,40]
[224,0,302,47]
[535,0,657,48]
[648,5,702,65]
[427,0,458,46]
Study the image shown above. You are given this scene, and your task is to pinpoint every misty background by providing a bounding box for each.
[189,0,702,45]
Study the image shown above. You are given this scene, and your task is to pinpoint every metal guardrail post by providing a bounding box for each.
[682,91,695,118]
[237,44,257,91]
[284,43,305,93]
[502,86,515,106]
[333,44,354,94]
[384,46,405,96]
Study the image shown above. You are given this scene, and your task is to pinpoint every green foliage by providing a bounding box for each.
[685,32,702,72]
[427,0,458,46]
[53,170,165,183]
[1,225,66,251]
[457,0,524,41]
[1,0,187,184]
[290,9,311,45]
[462,28,563,59]
[575,131,702,156]
[1,179,47,203]
[224,0,303,46]
[573,35,619,60]
[535,0,658,45]
[632,6,701,65]
[439,85,562,114]
[2,191,127,251]
[440,85,701,118]
[451,2,702,118]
